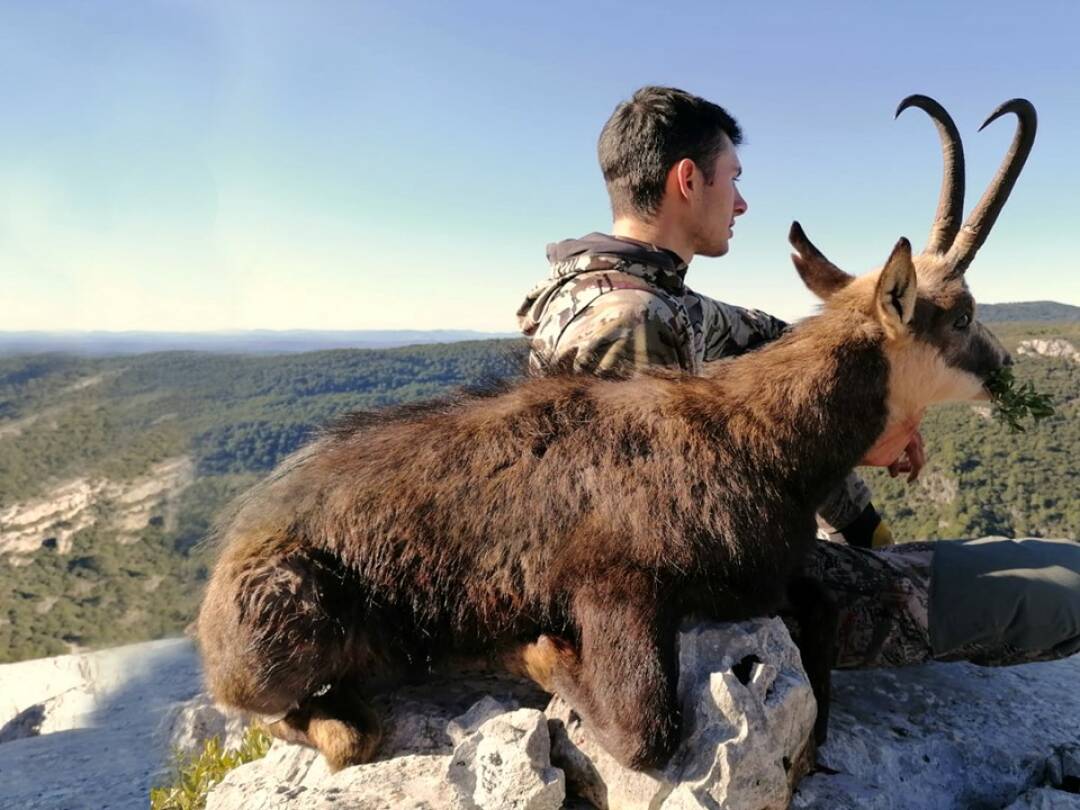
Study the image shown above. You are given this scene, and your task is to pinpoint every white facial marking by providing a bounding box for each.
[883,340,986,430]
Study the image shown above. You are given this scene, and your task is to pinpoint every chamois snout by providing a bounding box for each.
[966,319,1011,382]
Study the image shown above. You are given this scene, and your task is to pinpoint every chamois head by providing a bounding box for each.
[788,95,1036,421]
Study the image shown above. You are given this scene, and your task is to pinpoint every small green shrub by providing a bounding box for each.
[985,366,1055,433]
[150,724,272,810]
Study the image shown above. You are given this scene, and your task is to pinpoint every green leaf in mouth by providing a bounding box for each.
[984,366,1055,433]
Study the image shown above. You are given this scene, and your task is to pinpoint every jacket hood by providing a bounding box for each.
[517,233,688,336]
[544,232,686,273]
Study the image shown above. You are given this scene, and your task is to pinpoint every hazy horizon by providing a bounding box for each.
[2,297,1074,337]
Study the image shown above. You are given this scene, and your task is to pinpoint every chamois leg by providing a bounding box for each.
[548,575,681,770]
[502,634,580,693]
[786,575,838,744]
[266,686,382,772]
[197,544,385,771]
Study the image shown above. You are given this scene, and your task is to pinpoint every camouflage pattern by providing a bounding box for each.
[518,249,699,374]
[517,236,789,376]
[814,474,877,538]
[805,539,1080,669]
[802,541,934,668]
[517,232,871,532]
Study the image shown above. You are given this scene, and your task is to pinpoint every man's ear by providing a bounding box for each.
[789,221,853,300]
[670,158,697,202]
[875,237,917,337]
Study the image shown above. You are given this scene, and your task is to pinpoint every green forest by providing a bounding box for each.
[0,324,1076,663]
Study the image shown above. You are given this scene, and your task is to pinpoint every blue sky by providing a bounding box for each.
[1,1,1077,331]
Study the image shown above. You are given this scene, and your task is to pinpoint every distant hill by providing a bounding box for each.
[0,330,518,357]
[978,301,1080,323]
[2,302,1074,358]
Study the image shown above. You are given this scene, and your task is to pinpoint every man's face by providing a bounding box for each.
[691,135,747,257]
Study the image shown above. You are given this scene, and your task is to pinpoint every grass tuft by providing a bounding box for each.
[150,724,272,810]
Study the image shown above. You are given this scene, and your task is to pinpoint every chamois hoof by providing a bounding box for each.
[508,634,580,693]
[267,690,383,772]
[614,729,679,772]
[308,710,382,772]
[604,712,681,772]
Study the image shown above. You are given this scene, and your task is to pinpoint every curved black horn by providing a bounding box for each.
[896,94,966,254]
[946,99,1037,274]
[788,221,853,299]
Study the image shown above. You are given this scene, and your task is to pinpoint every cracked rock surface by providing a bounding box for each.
[793,656,1080,809]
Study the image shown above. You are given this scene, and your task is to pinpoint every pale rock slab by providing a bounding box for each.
[0,639,201,810]
[548,617,817,809]
[207,697,564,810]
[206,742,464,810]
[160,691,249,754]
[792,655,1080,809]
[1017,338,1079,363]
[7,623,1080,809]
[448,708,565,810]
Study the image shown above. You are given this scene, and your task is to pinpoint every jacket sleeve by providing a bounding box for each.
[689,290,874,531]
[690,290,789,362]
[815,472,876,536]
[544,289,689,375]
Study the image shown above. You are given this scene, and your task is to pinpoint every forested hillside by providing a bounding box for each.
[0,324,1076,663]
[864,321,1079,539]
[0,341,525,662]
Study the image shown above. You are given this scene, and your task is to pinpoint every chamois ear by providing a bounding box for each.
[789,221,854,300]
[874,237,917,336]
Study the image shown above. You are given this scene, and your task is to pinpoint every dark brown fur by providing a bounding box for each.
[197,294,900,770]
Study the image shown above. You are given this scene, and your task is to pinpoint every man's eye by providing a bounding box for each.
[954,313,971,330]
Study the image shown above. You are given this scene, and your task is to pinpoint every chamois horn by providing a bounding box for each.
[896,94,966,255]
[946,98,1037,275]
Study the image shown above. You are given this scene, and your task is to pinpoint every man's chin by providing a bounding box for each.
[701,241,730,258]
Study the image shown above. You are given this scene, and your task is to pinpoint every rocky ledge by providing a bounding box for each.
[3,620,1080,809]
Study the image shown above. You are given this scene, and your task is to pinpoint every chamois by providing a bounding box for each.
[197,96,1034,772]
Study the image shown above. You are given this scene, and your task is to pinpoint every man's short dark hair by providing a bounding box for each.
[598,86,742,219]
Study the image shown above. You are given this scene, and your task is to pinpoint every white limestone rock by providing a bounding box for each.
[160,692,248,754]
[0,639,202,810]
[448,708,565,810]
[792,656,1080,809]
[207,697,564,810]
[206,743,465,810]
[7,623,1080,810]
[547,617,817,810]
[1017,338,1079,363]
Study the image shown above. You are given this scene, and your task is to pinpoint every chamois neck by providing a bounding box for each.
[700,313,890,501]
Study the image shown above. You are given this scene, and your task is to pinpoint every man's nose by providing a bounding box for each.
[734,189,748,217]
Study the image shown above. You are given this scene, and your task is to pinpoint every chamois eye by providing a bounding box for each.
[954,313,971,330]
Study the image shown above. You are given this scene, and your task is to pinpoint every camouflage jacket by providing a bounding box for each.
[517,233,787,375]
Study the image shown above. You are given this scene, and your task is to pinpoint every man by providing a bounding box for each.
[517,85,1080,669]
